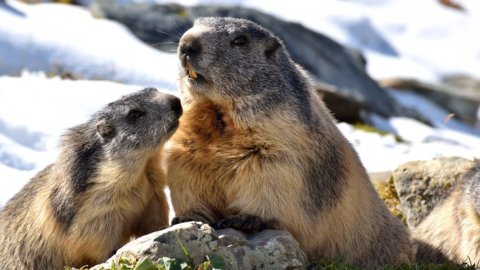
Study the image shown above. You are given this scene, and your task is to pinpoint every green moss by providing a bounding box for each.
[178,9,189,18]
[443,182,453,190]
[373,177,406,223]
[353,123,389,135]
[353,123,403,142]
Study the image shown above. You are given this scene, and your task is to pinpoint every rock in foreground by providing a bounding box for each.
[91,222,307,270]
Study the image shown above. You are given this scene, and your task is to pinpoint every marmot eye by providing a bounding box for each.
[231,35,248,46]
[126,109,146,121]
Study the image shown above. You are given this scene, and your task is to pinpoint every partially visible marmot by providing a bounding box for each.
[165,17,413,268]
[0,88,182,269]
[414,160,480,264]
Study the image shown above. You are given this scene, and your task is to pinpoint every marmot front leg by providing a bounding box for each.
[212,214,268,234]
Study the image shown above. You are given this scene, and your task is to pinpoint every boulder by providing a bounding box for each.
[91,1,406,121]
[443,74,480,92]
[91,222,307,270]
[314,81,366,122]
[379,77,480,126]
[391,157,474,228]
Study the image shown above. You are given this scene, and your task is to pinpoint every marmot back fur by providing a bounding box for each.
[165,17,413,268]
[0,88,182,269]
[414,160,480,264]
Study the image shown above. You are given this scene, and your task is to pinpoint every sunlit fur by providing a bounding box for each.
[414,161,480,265]
[166,17,413,268]
[0,88,180,269]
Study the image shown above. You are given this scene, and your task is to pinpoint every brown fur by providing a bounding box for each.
[166,17,413,268]
[414,161,480,265]
[0,88,181,269]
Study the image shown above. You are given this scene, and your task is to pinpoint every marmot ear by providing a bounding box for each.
[96,119,114,141]
[265,36,282,60]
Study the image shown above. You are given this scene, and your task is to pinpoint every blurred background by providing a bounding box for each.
[1,0,479,206]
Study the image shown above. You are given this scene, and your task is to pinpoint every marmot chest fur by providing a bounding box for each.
[0,88,182,269]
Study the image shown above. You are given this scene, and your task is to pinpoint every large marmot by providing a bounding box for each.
[0,88,182,269]
[414,160,480,264]
[165,17,413,268]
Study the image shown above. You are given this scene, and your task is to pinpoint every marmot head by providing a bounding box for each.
[93,88,182,160]
[61,88,182,172]
[177,17,307,116]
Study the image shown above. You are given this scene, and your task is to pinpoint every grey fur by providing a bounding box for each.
[302,138,347,215]
[49,185,77,229]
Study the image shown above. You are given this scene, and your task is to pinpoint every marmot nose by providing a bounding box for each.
[167,96,183,117]
[179,39,202,58]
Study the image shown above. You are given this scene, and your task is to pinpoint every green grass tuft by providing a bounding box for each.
[67,253,226,270]
[373,177,406,223]
[67,254,478,270]
[309,259,477,270]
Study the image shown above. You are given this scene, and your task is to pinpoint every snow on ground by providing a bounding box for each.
[340,86,480,172]
[0,0,179,89]
[1,1,480,207]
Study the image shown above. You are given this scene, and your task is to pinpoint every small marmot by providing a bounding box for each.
[414,160,480,264]
[0,88,182,269]
[165,17,413,268]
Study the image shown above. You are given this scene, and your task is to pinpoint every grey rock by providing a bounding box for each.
[392,157,474,228]
[90,1,406,121]
[91,222,307,270]
[443,75,480,93]
[379,77,480,126]
[314,81,366,123]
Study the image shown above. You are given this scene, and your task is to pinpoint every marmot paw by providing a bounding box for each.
[212,214,267,234]
[171,213,211,225]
